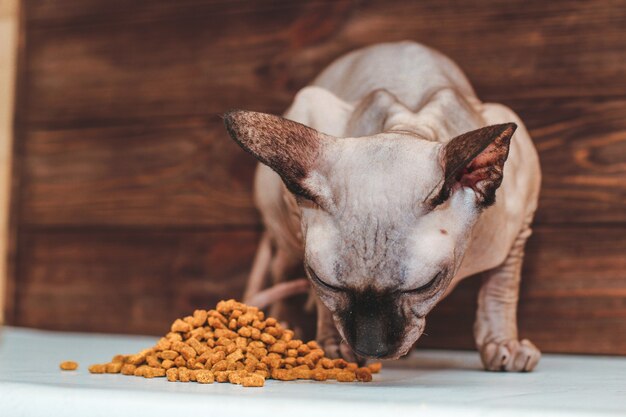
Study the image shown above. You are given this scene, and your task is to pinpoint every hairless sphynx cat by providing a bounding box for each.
[224,41,541,372]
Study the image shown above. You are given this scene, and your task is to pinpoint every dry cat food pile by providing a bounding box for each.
[80,299,381,387]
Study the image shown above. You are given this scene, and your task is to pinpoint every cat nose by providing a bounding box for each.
[340,288,406,358]
[352,315,392,358]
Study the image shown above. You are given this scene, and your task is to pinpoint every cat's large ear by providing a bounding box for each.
[433,123,516,207]
[223,110,333,202]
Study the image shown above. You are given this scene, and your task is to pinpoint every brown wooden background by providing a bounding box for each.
[5,0,626,355]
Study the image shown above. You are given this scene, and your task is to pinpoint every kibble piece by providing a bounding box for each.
[244,361,257,373]
[333,358,348,369]
[121,364,137,375]
[216,299,237,314]
[154,338,171,351]
[271,369,297,381]
[174,355,187,367]
[250,328,262,340]
[226,349,244,363]
[325,368,340,380]
[195,370,214,384]
[311,369,328,381]
[126,353,147,366]
[355,367,373,382]
[212,360,228,372]
[269,341,287,354]
[178,367,192,382]
[248,340,264,349]
[106,362,123,374]
[297,344,311,355]
[210,308,227,319]
[286,340,302,349]
[281,330,294,342]
[170,341,185,352]
[227,361,244,371]
[249,347,267,359]
[207,317,223,329]
[309,349,325,360]
[228,370,248,385]
[134,365,149,377]
[264,326,282,338]
[171,319,192,333]
[146,355,161,368]
[166,368,178,382]
[111,354,126,363]
[207,351,225,367]
[292,365,311,379]
[88,364,107,374]
[214,371,230,383]
[235,337,248,350]
[237,327,252,338]
[180,346,197,360]
[210,310,228,322]
[368,362,382,374]
[166,332,183,342]
[306,340,320,349]
[216,337,233,348]
[319,358,334,369]
[255,369,270,379]
[144,367,166,378]
[262,355,281,370]
[236,314,252,327]
[336,371,356,382]
[186,357,197,369]
[260,333,276,345]
[242,373,265,387]
[191,309,208,327]
[251,319,266,330]
[215,328,237,339]
[60,361,78,371]
[197,351,210,364]
[189,328,205,340]
[223,342,238,351]
[187,337,207,355]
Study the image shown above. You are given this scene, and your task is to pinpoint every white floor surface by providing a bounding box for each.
[0,326,624,417]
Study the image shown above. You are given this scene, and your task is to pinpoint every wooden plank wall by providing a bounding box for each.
[0,0,19,324]
[7,0,626,354]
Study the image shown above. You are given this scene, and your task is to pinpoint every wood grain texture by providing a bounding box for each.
[14,229,260,334]
[517,99,626,224]
[21,118,259,226]
[19,0,626,126]
[3,0,26,325]
[0,0,20,324]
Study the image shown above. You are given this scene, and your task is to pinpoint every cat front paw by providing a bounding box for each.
[480,338,541,372]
